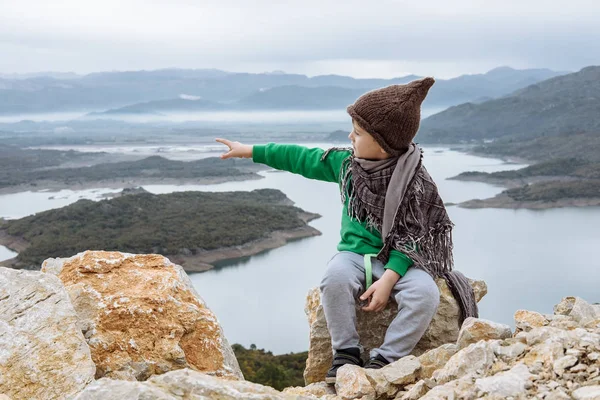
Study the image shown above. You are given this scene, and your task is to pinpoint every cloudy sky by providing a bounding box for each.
[1,0,599,78]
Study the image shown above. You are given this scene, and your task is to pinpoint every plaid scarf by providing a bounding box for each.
[322,145,478,325]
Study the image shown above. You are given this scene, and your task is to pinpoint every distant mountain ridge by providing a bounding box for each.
[0,66,567,114]
[418,66,600,143]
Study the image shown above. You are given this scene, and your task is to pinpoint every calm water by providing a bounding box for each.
[1,145,599,355]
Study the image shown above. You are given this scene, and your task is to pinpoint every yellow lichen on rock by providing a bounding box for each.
[42,250,242,381]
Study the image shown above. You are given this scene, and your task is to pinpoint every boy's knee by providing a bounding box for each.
[402,275,440,313]
[320,254,362,294]
[419,278,440,312]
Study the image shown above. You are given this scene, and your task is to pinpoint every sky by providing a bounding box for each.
[1,0,599,79]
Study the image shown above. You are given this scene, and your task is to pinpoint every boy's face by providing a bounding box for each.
[348,120,391,160]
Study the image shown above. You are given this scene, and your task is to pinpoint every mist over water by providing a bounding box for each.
[0,107,445,125]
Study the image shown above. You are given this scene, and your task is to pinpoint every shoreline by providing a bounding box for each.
[448,174,581,189]
[447,148,600,209]
[0,212,322,272]
[0,174,264,196]
[458,193,600,210]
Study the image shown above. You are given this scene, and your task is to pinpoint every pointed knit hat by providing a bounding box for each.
[347,77,435,156]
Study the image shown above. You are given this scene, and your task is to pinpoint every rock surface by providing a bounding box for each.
[74,368,310,399]
[456,317,512,349]
[0,267,95,400]
[303,277,487,384]
[326,296,600,399]
[42,250,242,381]
[5,249,600,400]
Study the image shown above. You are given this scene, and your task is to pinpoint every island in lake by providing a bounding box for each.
[0,145,266,194]
[449,157,600,209]
[0,189,321,271]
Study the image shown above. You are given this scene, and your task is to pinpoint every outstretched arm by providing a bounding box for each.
[216,138,351,183]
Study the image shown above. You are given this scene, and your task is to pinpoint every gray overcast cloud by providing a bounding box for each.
[1,0,599,78]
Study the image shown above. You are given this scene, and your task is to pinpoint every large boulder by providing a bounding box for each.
[0,267,95,400]
[303,277,487,384]
[74,368,311,400]
[42,251,242,381]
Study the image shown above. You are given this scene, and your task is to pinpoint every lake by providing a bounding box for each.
[1,144,599,355]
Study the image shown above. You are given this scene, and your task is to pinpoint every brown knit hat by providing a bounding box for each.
[347,77,435,156]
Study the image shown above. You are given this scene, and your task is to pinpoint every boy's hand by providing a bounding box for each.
[215,138,253,159]
[360,270,400,312]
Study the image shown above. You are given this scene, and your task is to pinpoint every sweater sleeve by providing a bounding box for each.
[252,143,351,183]
[384,250,413,277]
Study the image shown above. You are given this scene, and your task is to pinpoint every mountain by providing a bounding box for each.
[0,67,567,114]
[0,72,81,80]
[96,97,225,115]
[418,66,600,143]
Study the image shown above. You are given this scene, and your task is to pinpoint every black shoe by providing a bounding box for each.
[364,354,390,369]
[325,347,363,384]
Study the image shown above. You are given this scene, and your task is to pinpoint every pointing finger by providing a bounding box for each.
[215,138,232,148]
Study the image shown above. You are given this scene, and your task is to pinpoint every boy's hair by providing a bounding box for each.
[347,77,435,156]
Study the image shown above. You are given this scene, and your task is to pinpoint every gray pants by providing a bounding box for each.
[320,251,440,362]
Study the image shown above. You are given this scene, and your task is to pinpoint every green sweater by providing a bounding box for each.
[252,143,413,277]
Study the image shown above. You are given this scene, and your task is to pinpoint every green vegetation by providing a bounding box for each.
[3,189,311,269]
[457,158,600,180]
[455,157,600,205]
[419,66,600,143]
[232,344,307,390]
[0,145,91,171]
[473,132,600,163]
[505,180,600,202]
[0,146,259,189]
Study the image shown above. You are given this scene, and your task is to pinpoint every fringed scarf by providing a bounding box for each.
[322,144,478,325]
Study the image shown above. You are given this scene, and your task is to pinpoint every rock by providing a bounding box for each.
[456,317,512,349]
[547,388,573,400]
[419,375,476,400]
[363,369,398,398]
[521,326,571,347]
[74,379,176,400]
[554,297,600,326]
[432,340,496,384]
[400,379,430,400]
[380,355,421,385]
[42,251,242,381]
[553,355,579,375]
[0,267,95,400]
[417,343,458,379]
[335,365,376,400]
[522,341,565,368]
[75,368,308,400]
[514,310,548,332]
[490,338,528,360]
[573,385,600,400]
[303,277,487,384]
[283,382,335,398]
[474,363,531,397]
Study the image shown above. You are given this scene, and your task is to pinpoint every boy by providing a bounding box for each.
[216,77,476,384]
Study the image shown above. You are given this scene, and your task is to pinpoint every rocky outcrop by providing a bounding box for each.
[0,267,95,400]
[4,249,600,400]
[41,250,242,381]
[287,297,600,400]
[303,278,487,385]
